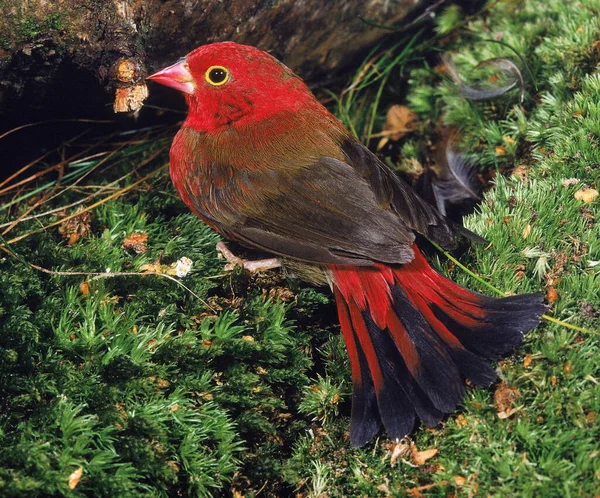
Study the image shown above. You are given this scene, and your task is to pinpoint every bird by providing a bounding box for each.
[147,42,546,447]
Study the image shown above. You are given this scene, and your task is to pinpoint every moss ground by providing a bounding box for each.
[1,0,599,496]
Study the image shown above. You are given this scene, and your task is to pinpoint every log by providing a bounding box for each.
[0,0,446,119]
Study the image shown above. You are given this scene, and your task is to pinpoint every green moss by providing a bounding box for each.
[0,137,335,496]
[0,5,72,49]
[44,12,65,32]
[2,0,600,496]
[435,4,464,36]
[286,0,600,496]
[0,35,11,51]
[16,17,41,41]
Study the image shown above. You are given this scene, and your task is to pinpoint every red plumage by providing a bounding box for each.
[148,42,546,447]
[330,245,543,445]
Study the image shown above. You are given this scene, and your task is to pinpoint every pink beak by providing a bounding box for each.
[147,58,195,94]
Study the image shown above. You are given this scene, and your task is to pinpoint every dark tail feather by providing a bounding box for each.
[334,289,381,446]
[331,245,546,447]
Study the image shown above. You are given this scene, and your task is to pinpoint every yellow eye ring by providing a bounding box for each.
[205,66,230,86]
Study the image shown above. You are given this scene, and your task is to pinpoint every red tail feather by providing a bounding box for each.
[330,245,545,447]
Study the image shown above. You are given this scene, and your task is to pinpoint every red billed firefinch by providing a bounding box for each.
[148,43,545,447]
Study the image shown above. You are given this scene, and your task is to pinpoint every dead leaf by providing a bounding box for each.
[494,382,521,419]
[581,208,595,221]
[574,187,599,203]
[406,481,450,497]
[266,286,295,302]
[513,165,528,181]
[455,413,468,427]
[410,442,438,466]
[562,178,580,187]
[522,224,531,239]
[453,475,466,486]
[68,466,83,489]
[376,105,418,149]
[140,257,192,277]
[140,262,163,273]
[58,207,92,245]
[377,483,391,495]
[155,377,170,389]
[545,250,568,287]
[546,287,558,304]
[256,366,268,375]
[122,232,148,254]
[389,440,411,465]
[514,263,526,282]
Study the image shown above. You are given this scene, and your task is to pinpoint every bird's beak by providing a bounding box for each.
[147,58,195,95]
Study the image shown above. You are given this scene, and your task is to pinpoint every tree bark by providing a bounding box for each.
[0,0,439,118]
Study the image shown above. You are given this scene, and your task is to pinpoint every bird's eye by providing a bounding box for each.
[205,66,230,86]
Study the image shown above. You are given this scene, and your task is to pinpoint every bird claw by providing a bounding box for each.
[216,241,281,273]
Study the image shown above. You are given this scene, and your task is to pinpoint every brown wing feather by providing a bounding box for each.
[227,158,417,264]
[170,112,480,266]
[339,139,484,248]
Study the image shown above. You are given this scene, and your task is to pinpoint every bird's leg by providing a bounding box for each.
[216,241,281,272]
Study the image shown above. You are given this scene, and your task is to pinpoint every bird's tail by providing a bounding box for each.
[330,245,545,447]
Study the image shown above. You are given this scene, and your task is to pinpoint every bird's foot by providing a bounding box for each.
[216,241,281,272]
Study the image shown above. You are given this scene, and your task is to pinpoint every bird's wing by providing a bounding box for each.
[199,139,479,266]
[338,139,483,247]
[225,156,417,265]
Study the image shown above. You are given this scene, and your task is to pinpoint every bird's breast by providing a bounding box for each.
[169,128,234,231]
[168,113,350,235]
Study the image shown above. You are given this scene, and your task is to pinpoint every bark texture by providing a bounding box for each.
[0,0,434,117]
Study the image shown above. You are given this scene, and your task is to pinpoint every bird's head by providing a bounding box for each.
[148,42,316,133]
